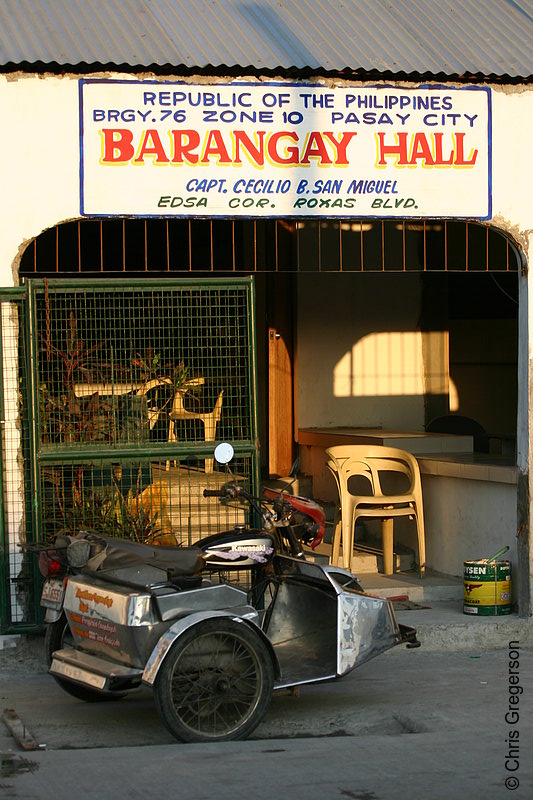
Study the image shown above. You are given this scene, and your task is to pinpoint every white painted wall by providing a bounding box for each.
[0,75,81,281]
[296,273,439,430]
[421,473,517,584]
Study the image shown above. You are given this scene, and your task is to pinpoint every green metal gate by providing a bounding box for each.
[0,277,259,633]
[0,288,41,632]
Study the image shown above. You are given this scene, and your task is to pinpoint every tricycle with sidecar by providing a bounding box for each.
[33,443,420,743]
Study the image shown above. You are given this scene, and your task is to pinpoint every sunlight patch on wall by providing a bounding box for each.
[334,331,449,397]
[449,377,459,412]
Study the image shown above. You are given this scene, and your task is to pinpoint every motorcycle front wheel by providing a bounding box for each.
[45,613,126,702]
[153,617,274,743]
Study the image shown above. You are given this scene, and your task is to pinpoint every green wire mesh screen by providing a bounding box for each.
[39,455,253,545]
[0,293,42,632]
[1,278,258,633]
[35,279,256,450]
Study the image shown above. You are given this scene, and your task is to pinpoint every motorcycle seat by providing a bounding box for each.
[78,534,205,577]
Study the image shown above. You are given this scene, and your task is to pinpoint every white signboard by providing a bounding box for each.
[80,80,491,219]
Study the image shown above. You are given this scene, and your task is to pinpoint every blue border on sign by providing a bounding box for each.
[79,79,492,221]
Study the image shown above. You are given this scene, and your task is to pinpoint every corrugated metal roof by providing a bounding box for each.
[0,0,532,79]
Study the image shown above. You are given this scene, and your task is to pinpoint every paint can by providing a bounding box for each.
[463,550,511,616]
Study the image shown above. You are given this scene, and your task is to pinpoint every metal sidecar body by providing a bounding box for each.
[44,538,418,742]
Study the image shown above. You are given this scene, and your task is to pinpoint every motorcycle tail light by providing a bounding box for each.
[48,558,63,575]
[38,551,64,577]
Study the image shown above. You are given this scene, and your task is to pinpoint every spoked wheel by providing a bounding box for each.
[154,617,275,743]
[45,613,125,702]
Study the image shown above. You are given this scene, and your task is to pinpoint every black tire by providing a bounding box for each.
[153,617,274,743]
[45,613,125,703]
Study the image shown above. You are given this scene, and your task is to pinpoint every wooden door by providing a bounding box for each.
[267,276,294,476]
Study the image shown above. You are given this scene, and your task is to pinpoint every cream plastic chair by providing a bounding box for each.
[326,445,426,577]
[136,378,174,431]
[168,389,224,472]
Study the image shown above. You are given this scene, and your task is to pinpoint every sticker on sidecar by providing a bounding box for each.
[75,587,114,609]
[69,611,121,649]
[41,578,65,609]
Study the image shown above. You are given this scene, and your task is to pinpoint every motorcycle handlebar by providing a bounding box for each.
[203,484,244,500]
[202,484,314,557]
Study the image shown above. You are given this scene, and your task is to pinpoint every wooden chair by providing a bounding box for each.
[326,445,426,577]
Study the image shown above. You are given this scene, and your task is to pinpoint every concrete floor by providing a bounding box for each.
[1,546,531,799]
[1,637,532,799]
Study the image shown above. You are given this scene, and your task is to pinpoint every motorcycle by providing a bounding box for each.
[28,443,420,743]
[198,476,327,568]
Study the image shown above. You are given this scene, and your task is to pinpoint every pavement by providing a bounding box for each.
[1,597,533,800]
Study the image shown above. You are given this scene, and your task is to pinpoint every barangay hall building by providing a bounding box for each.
[0,1,532,634]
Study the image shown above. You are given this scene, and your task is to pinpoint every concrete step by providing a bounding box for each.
[352,544,414,573]
[311,540,415,572]
[305,546,416,571]
[358,570,463,603]
[355,571,533,651]
[390,599,533,651]
[298,554,532,652]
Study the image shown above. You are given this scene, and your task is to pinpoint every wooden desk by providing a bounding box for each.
[298,427,473,507]
[298,427,473,455]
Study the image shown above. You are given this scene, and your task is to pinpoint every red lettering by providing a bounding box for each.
[170,130,200,164]
[377,132,409,166]
[322,132,357,165]
[100,129,135,163]
[98,127,364,168]
[433,132,454,165]
[454,132,478,166]
[267,131,299,164]
[378,131,478,167]
[233,130,266,166]
[134,129,169,163]
[200,129,231,164]
[301,132,332,165]
[408,132,434,165]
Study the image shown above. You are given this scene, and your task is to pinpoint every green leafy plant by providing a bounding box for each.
[39,312,112,445]
[45,471,163,545]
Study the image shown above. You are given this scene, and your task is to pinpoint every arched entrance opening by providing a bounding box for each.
[19,216,520,475]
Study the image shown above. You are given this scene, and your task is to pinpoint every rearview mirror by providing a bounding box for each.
[214,442,234,465]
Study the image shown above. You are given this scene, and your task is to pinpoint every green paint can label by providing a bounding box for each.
[464,560,511,615]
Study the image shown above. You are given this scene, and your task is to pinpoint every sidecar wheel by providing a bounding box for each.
[45,613,126,702]
[153,617,274,743]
